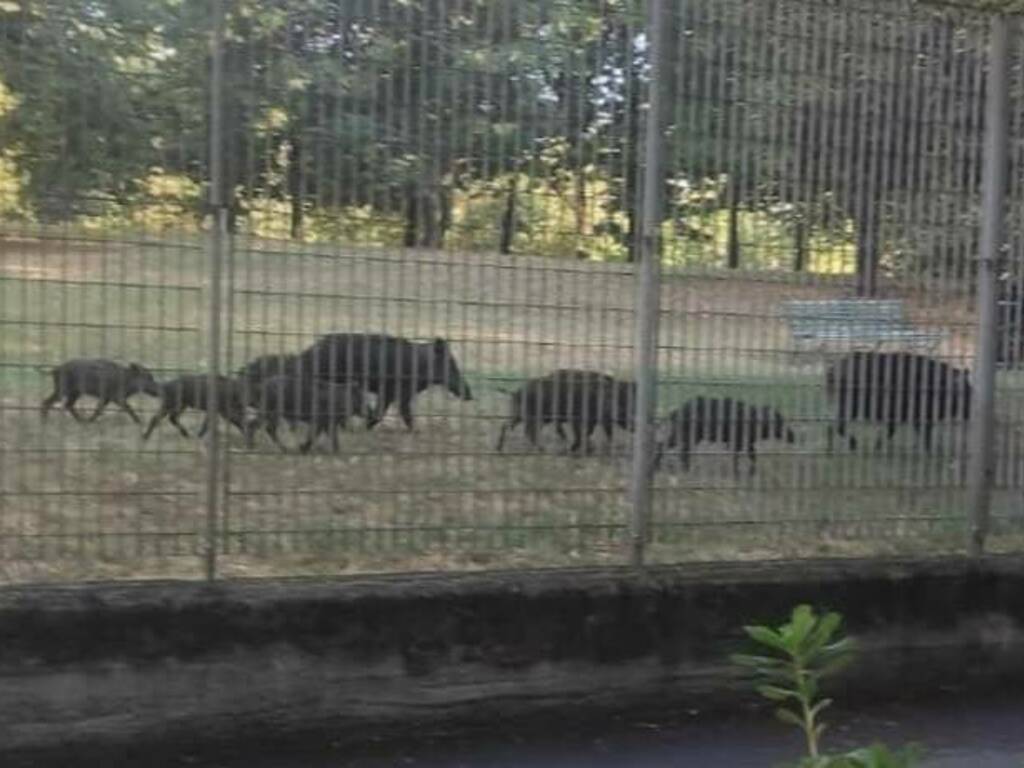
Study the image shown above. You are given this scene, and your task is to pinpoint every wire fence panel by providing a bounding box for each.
[0,0,1021,582]
[648,0,1022,561]
[990,19,1024,551]
[213,0,646,575]
[0,0,212,581]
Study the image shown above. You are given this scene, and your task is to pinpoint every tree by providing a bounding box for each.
[761,1,987,292]
[0,0,191,220]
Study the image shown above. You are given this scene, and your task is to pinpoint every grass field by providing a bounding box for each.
[1,231,1023,583]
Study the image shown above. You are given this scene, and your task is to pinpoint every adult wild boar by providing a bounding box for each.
[297,333,473,430]
[824,351,972,452]
[236,353,303,392]
[235,353,304,420]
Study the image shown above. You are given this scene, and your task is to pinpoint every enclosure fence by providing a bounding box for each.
[0,0,1022,583]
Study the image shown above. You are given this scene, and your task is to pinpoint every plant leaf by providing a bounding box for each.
[810,697,833,718]
[819,638,860,671]
[774,707,806,730]
[746,625,792,653]
[834,742,925,767]
[732,653,787,669]
[811,611,843,645]
[803,673,819,700]
[789,605,816,644]
[757,684,799,702]
[732,653,792,672]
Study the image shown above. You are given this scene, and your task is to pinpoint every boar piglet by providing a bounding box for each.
[40,358,159,424]
[142,374,249,440]
[495,369,636,454]
[656,396,796,477]
[245,375,369,453]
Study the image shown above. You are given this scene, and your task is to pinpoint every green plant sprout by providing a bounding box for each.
[732,604,922,768]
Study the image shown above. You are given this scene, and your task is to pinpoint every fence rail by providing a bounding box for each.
[0,0,1022,583]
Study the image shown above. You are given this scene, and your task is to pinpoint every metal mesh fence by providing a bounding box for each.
[650,0,1000,561]
[0,0,1021,582]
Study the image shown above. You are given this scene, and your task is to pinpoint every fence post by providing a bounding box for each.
[967,14,1012,558]
[629,0,669,569]
[203,0,227,581]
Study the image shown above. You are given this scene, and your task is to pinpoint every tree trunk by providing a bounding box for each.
[793,215,808,273]
[855,208,879,297]
[499,176,517,255]
[574,171,588,260]
[623,82,640,262]
[726,178,741,269]
[405,181,447,249]
[625,187,639,262]
[421,190,439,248]
[438,185,452,244]
[403,184,418,248]
[288,132,303,240]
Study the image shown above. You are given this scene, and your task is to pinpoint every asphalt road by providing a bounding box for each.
[52,692,1022,768]
[229,693,1024,768]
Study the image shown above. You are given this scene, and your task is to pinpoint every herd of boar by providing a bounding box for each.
[36,332,974,475]
[39,333,473,454]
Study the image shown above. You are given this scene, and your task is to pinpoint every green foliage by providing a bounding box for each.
[0,81,26,219]
[0,0,193,218]
[74,172,202,234]
[945,0,1024,11]
[445,172,631,260]
[0,149,29,222]
[304,206,406,248]
[661,208,856,274]
[794,743,924,768]
[733,605,922,767]
[0,0,997,278]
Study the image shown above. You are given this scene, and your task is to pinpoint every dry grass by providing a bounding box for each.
[0,232,1022,583]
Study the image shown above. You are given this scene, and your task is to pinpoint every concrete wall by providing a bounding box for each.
[3,556,1024,764]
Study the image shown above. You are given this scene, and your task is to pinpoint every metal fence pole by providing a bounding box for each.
[967,14,1012,558]
[204,0,227,581]
[629,0,669,569]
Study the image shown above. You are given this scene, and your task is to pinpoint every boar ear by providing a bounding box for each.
[432,337,449,355]
[129,362,144,374]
